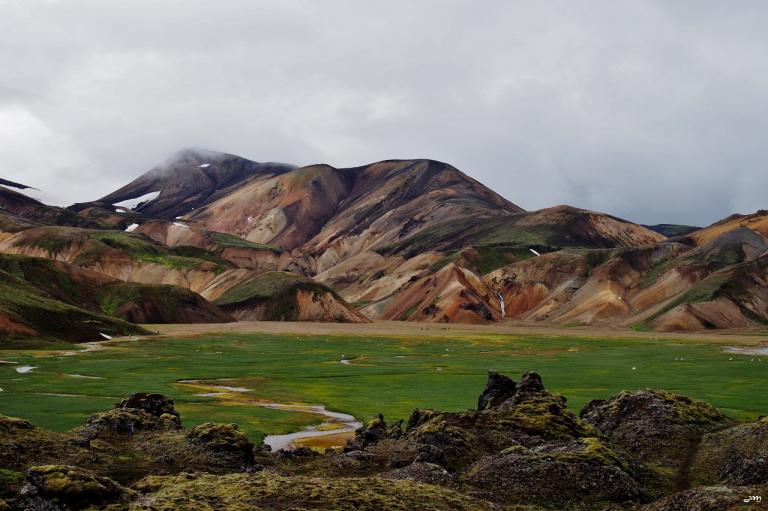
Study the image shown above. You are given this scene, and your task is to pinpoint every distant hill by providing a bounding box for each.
[1,149,764,333]
[644,223,701,238]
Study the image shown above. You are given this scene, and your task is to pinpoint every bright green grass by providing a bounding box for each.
[1,333,766,444]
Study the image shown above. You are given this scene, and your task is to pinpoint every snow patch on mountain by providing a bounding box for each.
[113,191,161,210]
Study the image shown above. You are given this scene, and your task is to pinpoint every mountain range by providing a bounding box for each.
[1,148,766,342]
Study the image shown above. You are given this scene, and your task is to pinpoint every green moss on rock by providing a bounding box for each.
[23,465,128,509]
[131,471,489,510]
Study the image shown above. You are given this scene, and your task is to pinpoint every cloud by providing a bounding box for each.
[0,0,766,225]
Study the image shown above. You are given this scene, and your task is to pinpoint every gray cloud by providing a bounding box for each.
[1,0,766,224]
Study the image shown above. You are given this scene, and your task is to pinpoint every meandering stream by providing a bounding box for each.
[177,379,361,451]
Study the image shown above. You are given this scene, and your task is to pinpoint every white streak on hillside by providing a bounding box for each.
[113,191,161,210]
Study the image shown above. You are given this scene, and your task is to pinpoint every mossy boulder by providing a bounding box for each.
[117,393,181,424]
[580,389,729,492]
[187,423,255,464]
[581,389,727,434]
[385,461,453,486]
[0,415,33,432]
[694,417,768,485]
[408,417,478,470]
[82,408,180,438]
[21,465,128,509]
[461,439,645,508]
[347,414,403,451]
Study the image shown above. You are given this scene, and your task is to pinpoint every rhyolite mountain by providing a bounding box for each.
[1,148,766,339]
[91,149,296,219]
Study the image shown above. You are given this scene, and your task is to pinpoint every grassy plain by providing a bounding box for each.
[1,323,766,443]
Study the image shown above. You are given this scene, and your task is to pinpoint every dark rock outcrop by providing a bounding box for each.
[187,423,255,464]
[21,465,128,510]
[581,389,729,492]
[694,417,768,485]
[346,414,403,451]
[80,393,181,438]
[117,393,181,425]
[462,438,646,507]
[477,370,517,410]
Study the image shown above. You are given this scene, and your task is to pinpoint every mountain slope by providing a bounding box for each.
[214,271,368,322]
[186,158,523,269]
[0,183,104,229]
[0,253,233,328]
[0,266,148,343]
[98,149,295,219]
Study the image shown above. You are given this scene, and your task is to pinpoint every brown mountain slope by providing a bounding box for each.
[98,149,295,219]
[682,210,768,247]
[0,226,363,324]
[214,271,368,323]
[481,224,768,331]
[184,159,523,270]
[186,164,350,250]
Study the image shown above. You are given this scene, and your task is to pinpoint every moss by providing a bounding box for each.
[493,400,599,439]
[398,303,419,321]
[497,438,626,470]
[131,471,488,510]
[0,268,148,342]
[209,232,284,254]
[0,469,23,484]
[96,283,191,318]
[547,438,628,470]
[134,254,204,271]
[170,246,233,268]
[649,389,726,425]
[187,423,254,460]
[25,465,128,507]
[642,272,733,326]
[0,415,34,432]
[214,272,341,321]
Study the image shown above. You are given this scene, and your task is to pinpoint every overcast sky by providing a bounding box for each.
[1,1,767,225]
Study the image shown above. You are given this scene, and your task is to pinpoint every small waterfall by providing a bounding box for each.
[494,291,506,317]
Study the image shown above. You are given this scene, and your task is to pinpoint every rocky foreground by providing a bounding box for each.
[0,373,765,510]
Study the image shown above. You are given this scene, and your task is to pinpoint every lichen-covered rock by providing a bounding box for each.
[21,465,128,509]
[130,471,490,510]
[347,414,403,451]
[580,389,728,491]
[187,423,255,464]
[0,415,33,432]
[462,438,645,507]
[581,389,727,435]
[385,461,454,486]
[408,417,478,470]
[116,393,180,425]
[390,372,597,471]
[81,408,180,438]
[477,370,517,410]
[694,417,768,485]
[639,484,768,510]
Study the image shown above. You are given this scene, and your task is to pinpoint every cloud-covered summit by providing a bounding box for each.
[1,1,766,225]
